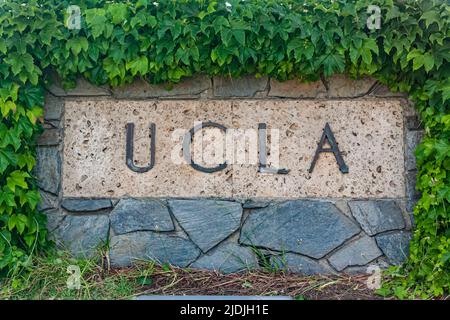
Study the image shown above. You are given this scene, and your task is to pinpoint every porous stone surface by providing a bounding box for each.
[328,235,382,271]
[110,198,174,234]
[109,231,201,267]
[63,99,234,198]
[190,241,258,273]
[239,201,360,259]
[54,214,110,258]
[63,99,406,199]
[61,198,113,212]
[213,75,268,97]
[325,75,376,97]
[268,79,326,98]
[36,147,60,195]
[113,76,211,99]
[348,201,405,236]
[270,253,334,275]
[405,130,424,171]
[168,200,242,253]
[375,231,411,265]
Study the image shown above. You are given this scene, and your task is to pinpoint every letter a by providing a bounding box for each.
[309,123,348,174]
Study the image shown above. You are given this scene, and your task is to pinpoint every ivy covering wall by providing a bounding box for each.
[0,0,448,298]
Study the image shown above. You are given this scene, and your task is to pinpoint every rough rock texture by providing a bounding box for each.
[61,198,113,212]
[240,201,360,259]
[270,253,334,275]
[375,231,411,265]
[405,130,424,171]
[36,147,60,195]
[37,128,62,146]
[268,79,327,98]
[110,198,174,234]
[242,199,270,209]
[48,78,111,97]
[169,200,242,253]
[326,75,376,97]
[109,231,201,267]
[38,190,58,211]
[44,94,64,120]
[54,214,110,258]
[328,235,382,271]
[348,201,405,236]
[369,83,407,97]
[113,76,211,99]
[405,115,423,130]
[406,171,420,213]
[191,241,258,273]
[213,76,268,97]
[45,209,66,232]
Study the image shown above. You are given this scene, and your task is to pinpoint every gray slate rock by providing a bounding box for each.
[240,200,360,259]
[405,130,424,170]
[191,242,258,274]
[213,75,268,97]
[110,231,201,268]
[375,231,411,265]
[37,128,61,146]
[328,235,382,271]
[38,190,58,211]
[54,214,109,258]
[348,200,405,236]
[45,209,66,232]
[48,77,111,97]
[44,94,64,120]
[113,76,211,99]
[169,200,243,253]
[242,199,270,209]
[110,199,174,235]
[35,147,60,195]
[61,198,112,212]
[270,253,334,275]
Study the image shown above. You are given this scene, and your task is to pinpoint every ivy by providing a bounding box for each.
[0,0,448,297]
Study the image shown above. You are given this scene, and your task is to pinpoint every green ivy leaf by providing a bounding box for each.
[126,56,149,76]
[8,214,28,234]
[66,37,89,55]
[0,149,18,174]
[6,170,30,192]
[107,3,128,25]
[322,52,345,76]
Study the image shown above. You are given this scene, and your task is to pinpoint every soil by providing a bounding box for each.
[114,266,387,300]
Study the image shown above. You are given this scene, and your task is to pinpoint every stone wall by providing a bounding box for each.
[36,74,422,275]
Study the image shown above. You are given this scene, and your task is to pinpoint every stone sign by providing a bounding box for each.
[63,99,405,199]
[38,75,420,275]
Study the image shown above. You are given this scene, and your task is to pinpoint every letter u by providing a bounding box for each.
[125,123,156,173]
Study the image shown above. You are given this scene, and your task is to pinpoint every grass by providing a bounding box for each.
[0,249,387,300]
[0,250,148,300]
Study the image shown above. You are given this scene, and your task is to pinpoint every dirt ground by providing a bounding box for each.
[116,266,385,300]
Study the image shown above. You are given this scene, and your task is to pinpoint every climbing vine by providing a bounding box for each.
[0,0,448,297]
